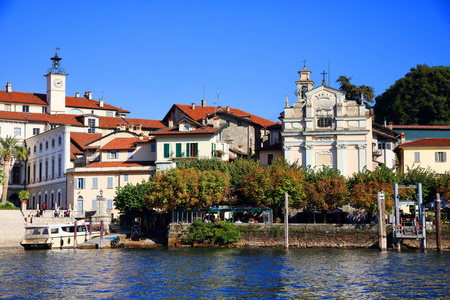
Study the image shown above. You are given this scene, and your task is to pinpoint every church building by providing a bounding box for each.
[280,65,373,176]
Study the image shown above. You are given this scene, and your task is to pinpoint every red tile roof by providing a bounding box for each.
[0,91,47,105]
[171,104,276,127]
[0,111,28,121]
[85,161,155,168]
[101,137,149,150]
[65,96,129,113]
[151,124,225,136]
[124,118,165,129]
[400,138,450,147]
[71,132,102,149]
[99,116,164,129]
[392,125,450,130]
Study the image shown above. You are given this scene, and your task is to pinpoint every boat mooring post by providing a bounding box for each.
[394,183,401,251]
[418,183,426,251]
[100,220,104,249]
[74,220,77,249]
[284,193,289,250]
[377,191,387,251]
[435,193,442,253]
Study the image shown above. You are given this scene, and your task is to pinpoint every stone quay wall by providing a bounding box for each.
[168,223,450,249]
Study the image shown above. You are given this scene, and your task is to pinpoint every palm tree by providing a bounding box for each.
[336,76,374,105]
[0,136,28,204]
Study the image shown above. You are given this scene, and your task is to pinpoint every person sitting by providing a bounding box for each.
[64,209,70,217]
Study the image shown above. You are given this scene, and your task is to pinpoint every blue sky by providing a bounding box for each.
[0,0,449,122]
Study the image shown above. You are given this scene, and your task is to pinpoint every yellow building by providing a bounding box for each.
[396,138,450,174]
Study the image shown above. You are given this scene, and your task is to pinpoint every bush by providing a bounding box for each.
[0,201,19,210]
[187,221,241,246]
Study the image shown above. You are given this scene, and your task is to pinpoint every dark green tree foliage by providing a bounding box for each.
[114,179,150,213]
[374,65,450,125]
[399,166,437,203]
[177,158,228,172]
[187,220,241,246]
[336,75,374,105]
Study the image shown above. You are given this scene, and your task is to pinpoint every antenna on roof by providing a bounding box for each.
[213,91,221,114]
[203,80,205,100]
[101,89,104,99]
[328,60,331,86]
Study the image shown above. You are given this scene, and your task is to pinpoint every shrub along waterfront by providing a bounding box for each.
[114,157,450,219]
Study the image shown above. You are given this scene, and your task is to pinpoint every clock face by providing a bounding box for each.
[53,78,63,88]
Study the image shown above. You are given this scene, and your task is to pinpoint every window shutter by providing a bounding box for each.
[92,199,97,210]
[414,152,420,162]
[176,143,182,157]
[164,144,170,158]
[194,143,198,156]
[186,143,190,157]
[444,152,447,162]
[435,152,439,162]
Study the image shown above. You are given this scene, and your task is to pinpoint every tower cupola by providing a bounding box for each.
[295,60,315,102]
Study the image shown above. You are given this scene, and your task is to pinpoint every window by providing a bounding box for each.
[92,178,98,189]
[150,144,156,152]
[268,154,274,165]
[14,127,21,136]
[58,136,62,146]
[107,151,118,159]
[50,125,57,130]
[45,160,48,180]
[176,143,182,157]
[107,177,113,189]
[52,139,55,148]
[378,143,385,150]
[317,118,332,128]
[42,107,47,113]
[76,178,86,189]
[45,141,48,150]
[12,166,20,184]
[164,143,170,158]
[124,174,129,182]
[128,151,133,159]
[39,143,42,151]
[22,105,29,112]
[33,164,36,182]
[5,104,11,111]
[106,111,114,117]
[386,142,391,150]
[88,118,96,134]
[92,199,97,210]
[58,156,62,177]
[435,152,447,163]
[414,152,420,163]
[34,145,36,153]
[39,162,42,181]
[107,199,114,210]
[190,143,198,157]
[51,158,55,179]
[33,128,40,135]
[27,165,30,184]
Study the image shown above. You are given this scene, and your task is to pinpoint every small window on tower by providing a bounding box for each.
[317,118,332,128]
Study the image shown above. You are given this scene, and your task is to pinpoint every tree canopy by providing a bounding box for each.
[336,75,374,105]
[374,64,450,125]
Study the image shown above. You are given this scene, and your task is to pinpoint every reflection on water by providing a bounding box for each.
[0,247,449,299]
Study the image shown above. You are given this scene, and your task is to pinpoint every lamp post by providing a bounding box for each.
[97,189,103,215]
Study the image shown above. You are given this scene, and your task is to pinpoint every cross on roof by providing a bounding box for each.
[321,70,327,80]
[302,59,307,68]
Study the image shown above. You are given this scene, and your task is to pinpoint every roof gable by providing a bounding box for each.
[400,138,450,147]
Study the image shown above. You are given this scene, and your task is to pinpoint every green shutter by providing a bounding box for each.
[164,143,170,158]
[176,143,182,157]
[186,143,190,157]
[194,143,198,157]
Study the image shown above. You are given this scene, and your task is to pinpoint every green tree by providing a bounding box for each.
[336,75,374,105]
[437,172,450,201]
[114,179,151,214]
[399,166,437,203]
[147,168,230,211]
[374,65,450,125]
[0,136,28,204]
[241,158,307,210]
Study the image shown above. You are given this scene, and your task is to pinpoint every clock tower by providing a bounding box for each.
[45,51,67,115]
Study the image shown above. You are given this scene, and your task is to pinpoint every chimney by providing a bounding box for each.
[139,133,144,140]
[202,116,206,125]
[85,91,92,100]
[99,98,104,107]
[388,122,393,130]
[129,124,134,132]
[75,92,80,98]
[6,82,11,93]
[285,95,289,107]
[213,116,220,128]
[136,124,142,134]
[168,119,174,127]
[217,106,222,112]
[191,103,195,110]
[226,106,230,113]
[201,99,206,107]
[401,132,405,144]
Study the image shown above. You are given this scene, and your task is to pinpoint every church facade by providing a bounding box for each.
[281,66,373,176]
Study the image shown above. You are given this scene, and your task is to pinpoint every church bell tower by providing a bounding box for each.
[45,50,67,115]
[295,61,315,102]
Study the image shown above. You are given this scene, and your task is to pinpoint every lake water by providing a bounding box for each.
[0,247,448,299]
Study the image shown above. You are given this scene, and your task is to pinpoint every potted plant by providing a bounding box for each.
[18,190,29,204]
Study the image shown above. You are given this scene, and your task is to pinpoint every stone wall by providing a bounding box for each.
[0,210,26,247]
[168,223,450,249]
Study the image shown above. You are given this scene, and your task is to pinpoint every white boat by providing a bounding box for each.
[20,222,101,250]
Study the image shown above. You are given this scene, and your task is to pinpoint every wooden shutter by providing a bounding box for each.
[164,144,170,158]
